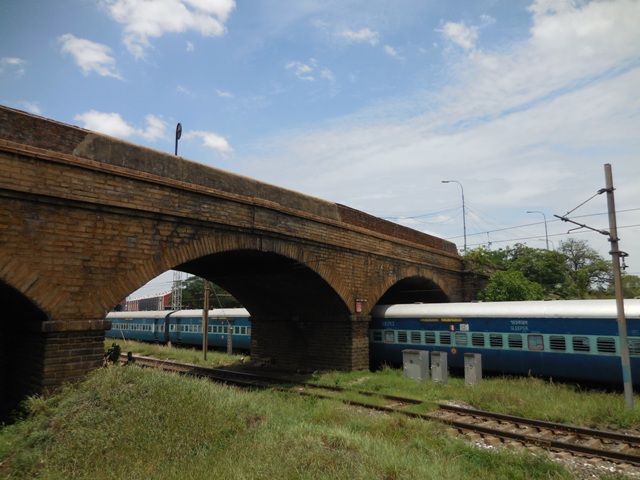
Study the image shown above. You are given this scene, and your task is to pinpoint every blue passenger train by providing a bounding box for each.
[105,308,251,351]
[105,300,640,386]
[369,299,640,386]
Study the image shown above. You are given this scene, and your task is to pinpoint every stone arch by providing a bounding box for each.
[375,275,450,305]
[177,248,350,318]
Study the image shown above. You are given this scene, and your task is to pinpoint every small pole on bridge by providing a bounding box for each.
[175,123,182,156]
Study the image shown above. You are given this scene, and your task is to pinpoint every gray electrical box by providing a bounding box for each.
[430,351,448,384]
[464,353,482,385]
[402,349,429,382]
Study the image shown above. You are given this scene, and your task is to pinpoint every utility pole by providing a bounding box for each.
[202,280,210,360]
[604,164,633,408]
[554,163,633,408]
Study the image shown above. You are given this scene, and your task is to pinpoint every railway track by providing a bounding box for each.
[122,353,640,473]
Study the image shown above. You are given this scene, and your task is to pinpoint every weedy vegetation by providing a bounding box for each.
[0,341,637,479]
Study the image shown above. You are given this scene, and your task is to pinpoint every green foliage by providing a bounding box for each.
[466,239,620,300]
[478,270,546,301]
[558,238,612,297]
[181,276,242,309]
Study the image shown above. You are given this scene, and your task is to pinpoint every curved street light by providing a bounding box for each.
[442,180,466,253]
[526,210,549,250]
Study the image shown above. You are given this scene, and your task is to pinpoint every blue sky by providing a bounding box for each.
[2,0,639,297]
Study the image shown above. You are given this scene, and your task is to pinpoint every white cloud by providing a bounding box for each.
[216,89,233,97]
[339,27,379,46]
[17,101,42,115]
[285,58,335,85]
[75,110,135,137]
[74,110,167,141]
[103,0,236,58]
[383,45,399,58]
[242,0,640,261]
[59,34,122,79]
[286,59,317,81]
[185,130,233,157]
[186,41,195,52]
[440,21,478,50]
[139,114,168,141]
[0,57,26,77]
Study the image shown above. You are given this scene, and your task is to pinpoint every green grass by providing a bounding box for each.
[4,340,635,478]
[312,367,640,432]
[106,339,248,368]
[1,365,576,480]
[110,340,640,431]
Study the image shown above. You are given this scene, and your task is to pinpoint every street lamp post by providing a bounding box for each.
[442,180,466,253]
[526,210,549,250]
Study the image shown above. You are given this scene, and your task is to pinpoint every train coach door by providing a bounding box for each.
[164,311,176,345]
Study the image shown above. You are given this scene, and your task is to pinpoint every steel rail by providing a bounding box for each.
[121,354,640,466]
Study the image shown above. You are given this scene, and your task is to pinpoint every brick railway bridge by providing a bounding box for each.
[0,105,479,416]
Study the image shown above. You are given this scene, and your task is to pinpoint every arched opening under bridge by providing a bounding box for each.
[0,282,49,421]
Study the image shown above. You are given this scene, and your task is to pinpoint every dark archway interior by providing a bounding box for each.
[0,281,48,324]
[376,276,449,305]
[0,282,49,422]
[178,250,350,318]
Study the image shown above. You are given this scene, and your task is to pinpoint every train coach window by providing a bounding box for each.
[440,332,451,345]
[489,334,503,348]
[411,331,422,344]
[508,334,523,349]
[629,339,640,356]
[384,330,395,343]
[373,331,382,342]
[454,332,468,346]
[549,336,566,351]
[596,337,616,354]
[572,336,590,353]
[397,331,408,343]
[472,333,485,347]
[528,335,544,351]
[424,332,436,345]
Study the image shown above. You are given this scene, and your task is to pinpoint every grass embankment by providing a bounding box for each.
[2,366,573,480]
[1,341,638,479]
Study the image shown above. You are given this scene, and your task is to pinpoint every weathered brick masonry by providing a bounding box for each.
[0,106,476,416]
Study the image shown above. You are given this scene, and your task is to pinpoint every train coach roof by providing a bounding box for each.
[372,299,640,319]
[107,308,250,318]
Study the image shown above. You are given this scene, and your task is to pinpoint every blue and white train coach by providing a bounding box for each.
[105,308,251,351]
[369,299,640,386]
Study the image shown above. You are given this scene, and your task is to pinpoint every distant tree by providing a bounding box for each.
[463,247,506,276]
[605,273,640,299]
[501,244,568,298]
[181,276,242,309]
[478,270,546,302]
[622,274,640,298]
[558,238,612,298]
[465,244,567,298]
